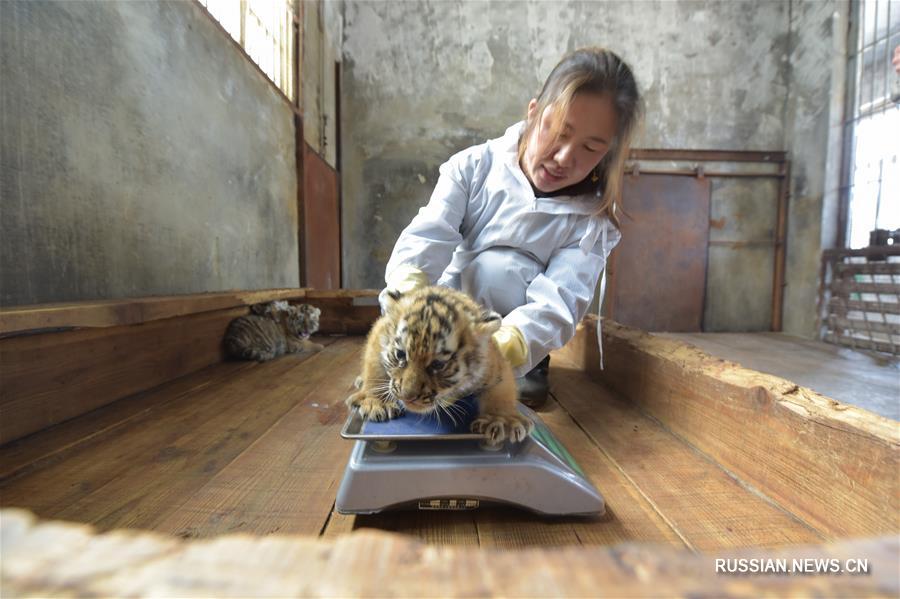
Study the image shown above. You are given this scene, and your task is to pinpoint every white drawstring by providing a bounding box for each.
[596,222,609,370]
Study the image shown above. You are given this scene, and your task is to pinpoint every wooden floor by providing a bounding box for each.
[660,332,900,421]
[0,336,825,550]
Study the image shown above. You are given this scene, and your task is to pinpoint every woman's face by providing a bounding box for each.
[521,92,617,193]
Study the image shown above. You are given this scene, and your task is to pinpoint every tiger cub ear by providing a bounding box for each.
[379,289,404,314]
[475,310,502,335]
[250,302,271,316]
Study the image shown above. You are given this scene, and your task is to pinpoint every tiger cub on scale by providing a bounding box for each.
[224,301,323,362]
[346,286,533,444]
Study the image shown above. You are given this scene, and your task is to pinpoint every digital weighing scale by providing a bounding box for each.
[335,395,605,516]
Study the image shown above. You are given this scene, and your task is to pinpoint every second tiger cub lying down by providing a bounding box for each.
[346,286,533,444]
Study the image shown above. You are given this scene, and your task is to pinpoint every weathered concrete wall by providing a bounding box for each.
[782,0,847,337]
[340,0,842,336]
[302,0,341,167]
[0,0,298,307]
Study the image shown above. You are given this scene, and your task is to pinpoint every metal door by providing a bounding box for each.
[604,174,711,332]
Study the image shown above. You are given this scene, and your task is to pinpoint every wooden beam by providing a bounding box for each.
[549,357,824,550]
[305,289,380,335]
[822,246,900,259]
[2,509,896,597]
[834,261,900,276]
[0,307,246,445]
[0,289,378,445]
[823,333,899,354]
[557,316,899,539]
[829,298,900,315]
[0,289,309,337]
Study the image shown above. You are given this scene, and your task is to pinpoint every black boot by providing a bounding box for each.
[516,355,550,409]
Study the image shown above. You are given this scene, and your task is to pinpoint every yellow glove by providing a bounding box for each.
[385,264,430,293]
[492,324,528,368]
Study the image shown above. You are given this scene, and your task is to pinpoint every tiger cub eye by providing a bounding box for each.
[428,359,446,372]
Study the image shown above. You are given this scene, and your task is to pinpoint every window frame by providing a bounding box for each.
[194,0,301,110]
[839,0,900,249]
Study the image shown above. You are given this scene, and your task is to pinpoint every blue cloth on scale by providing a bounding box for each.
[360,395,479,436]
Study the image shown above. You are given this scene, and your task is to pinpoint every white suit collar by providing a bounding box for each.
[496,122,610,253]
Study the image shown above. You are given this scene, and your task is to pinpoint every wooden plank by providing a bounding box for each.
[550,354,824,550]
[474,395,685,549]
[0,352,309,518]
[0,289,363,445]
[658,332,900,422]
[3,509,897,598]
[834,262,900,276]
[0,361,257,483]
[305,289,381,299]
[151,338,362,538]
[829,298,900,315]
[823,333,899,354]
[830,281,900,296]
[320,510,355,539]
[0,340,348,532]
[0,307,248,445]
[831,317,900,336]
[353,395,685,549]
[0,289,308,336]
[823,246,900,259]
[557,317,900,539]
[305,292,380,335]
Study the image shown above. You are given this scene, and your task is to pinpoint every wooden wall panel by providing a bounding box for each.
[0,308,244,445]
[557,317,899,539]
[0,289,376,446]
[0,289,307,337]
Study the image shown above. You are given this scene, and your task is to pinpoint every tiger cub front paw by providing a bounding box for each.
[471,412,534,444]
[345,391,403,422]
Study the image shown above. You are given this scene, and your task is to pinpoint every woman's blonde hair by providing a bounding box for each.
[518,48,643,226]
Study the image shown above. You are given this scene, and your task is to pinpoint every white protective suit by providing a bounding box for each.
[384,122,621,377]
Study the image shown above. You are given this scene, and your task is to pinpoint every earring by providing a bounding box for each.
[591,166,600,183]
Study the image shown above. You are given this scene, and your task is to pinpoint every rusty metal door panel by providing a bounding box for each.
[302,143,341,289]
[604,174,711,332]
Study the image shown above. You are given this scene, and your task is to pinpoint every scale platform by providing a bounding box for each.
[335,395,605,516]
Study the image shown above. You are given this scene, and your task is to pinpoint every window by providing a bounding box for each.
[199,0,297,102]
[843,0,900,248]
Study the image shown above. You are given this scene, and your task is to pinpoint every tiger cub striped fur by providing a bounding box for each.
[224,301,323,362]
[346,286,533,444]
